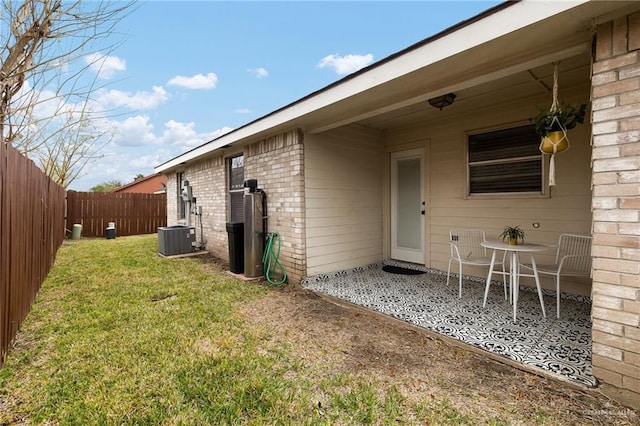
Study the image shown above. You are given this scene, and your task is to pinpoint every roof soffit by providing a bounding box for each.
[305,30,592,134]
[156,0,640,173]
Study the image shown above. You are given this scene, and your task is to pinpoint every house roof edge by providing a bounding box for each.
[155,0,597,173]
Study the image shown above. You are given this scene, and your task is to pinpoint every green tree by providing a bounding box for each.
[90,179,122,192]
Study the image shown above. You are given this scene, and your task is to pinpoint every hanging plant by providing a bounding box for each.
[535,102,587,153]
[535,102,587,138]
[534,62,587,186]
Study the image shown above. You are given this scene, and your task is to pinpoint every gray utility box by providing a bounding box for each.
[158,225,195,256]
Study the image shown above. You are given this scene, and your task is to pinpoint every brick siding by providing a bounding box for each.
[164,129,306,283]
[592,12,640,406]
[166,173,179,226]
[184,156,228,260]
[244,129,306,283]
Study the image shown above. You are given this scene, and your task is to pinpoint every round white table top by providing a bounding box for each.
[481,240,550,252]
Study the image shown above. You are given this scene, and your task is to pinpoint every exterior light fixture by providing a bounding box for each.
[428,93,456,110]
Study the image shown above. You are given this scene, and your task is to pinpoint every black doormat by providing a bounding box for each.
[382,265,426,275]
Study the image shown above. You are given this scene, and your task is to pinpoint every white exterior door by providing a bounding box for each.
[390,149,424,264]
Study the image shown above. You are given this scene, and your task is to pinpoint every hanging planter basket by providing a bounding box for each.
[535,105,586,152]
[534,62,587,186]
[539,116,570,154]
[540,130,569,154]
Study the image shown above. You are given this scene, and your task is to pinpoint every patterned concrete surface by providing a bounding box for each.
[302,261,595,388]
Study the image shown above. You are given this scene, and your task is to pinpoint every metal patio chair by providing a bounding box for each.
[447,228,507,299]
[520,233,592,318]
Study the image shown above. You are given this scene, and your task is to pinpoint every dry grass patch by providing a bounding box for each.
[240,286,640,425]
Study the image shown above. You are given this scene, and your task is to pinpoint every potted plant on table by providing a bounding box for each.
[500,226,526,246]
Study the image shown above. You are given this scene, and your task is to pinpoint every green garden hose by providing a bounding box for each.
[263,232,287,286]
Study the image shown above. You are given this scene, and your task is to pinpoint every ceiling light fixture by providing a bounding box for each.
[428,93,456,110]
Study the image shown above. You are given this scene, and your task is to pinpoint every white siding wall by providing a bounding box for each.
[385,89,593,296]
[305,126,384,276]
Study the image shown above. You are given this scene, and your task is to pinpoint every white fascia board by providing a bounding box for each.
[155,0,588,174]
[306,1,588,104]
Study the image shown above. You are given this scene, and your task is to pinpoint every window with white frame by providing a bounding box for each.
[228,154,244,222]
[467,125,543,195]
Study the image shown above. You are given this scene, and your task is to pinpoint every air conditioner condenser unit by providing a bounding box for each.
[158,225,195,256]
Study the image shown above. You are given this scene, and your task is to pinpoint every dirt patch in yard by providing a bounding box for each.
[241,283,640,425]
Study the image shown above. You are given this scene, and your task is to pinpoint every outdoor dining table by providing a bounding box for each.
[481,240,550,322]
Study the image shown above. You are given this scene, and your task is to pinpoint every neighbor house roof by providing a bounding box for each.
[155,0,627,174]
[112,173,167,194]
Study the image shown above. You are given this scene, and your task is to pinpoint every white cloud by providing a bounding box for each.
[235,108,251,114]
[111,115,158,146]
[247,67,268,78]
[71,120,234,191]
[167,73,218,89]
[163,120,200,146]
[8,82,116,144]
[12,82,60,121]
[11,78,232,191]
[128,150,170,170]
[97,86,169,110]
[71,149,131,190]
[85,53,126,79]
[162,120,233,150]
[208,126,234,141]
[318,53,374,75]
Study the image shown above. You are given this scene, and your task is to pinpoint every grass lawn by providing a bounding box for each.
[0,235,447,425]
[0,235,637,425]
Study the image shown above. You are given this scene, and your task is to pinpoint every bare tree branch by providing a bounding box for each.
[1,0,136,187]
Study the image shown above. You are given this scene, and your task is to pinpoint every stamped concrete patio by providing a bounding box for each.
[301,261,594,388]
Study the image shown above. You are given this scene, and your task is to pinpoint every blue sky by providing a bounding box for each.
[68,0,501,191]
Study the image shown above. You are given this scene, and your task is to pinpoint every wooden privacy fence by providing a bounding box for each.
[66,191,167,238]
[0,141,66,368]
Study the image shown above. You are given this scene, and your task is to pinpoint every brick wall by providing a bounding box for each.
[244,129,306,283]
[166,172,179,226]
[591,12,640,407]
[165,157,227,261]
[185,156,228,260]
[163,129,306,283]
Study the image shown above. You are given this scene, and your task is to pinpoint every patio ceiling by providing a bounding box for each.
[301,6,598,136]
[350,53,593,133]
[302,1,640,135]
